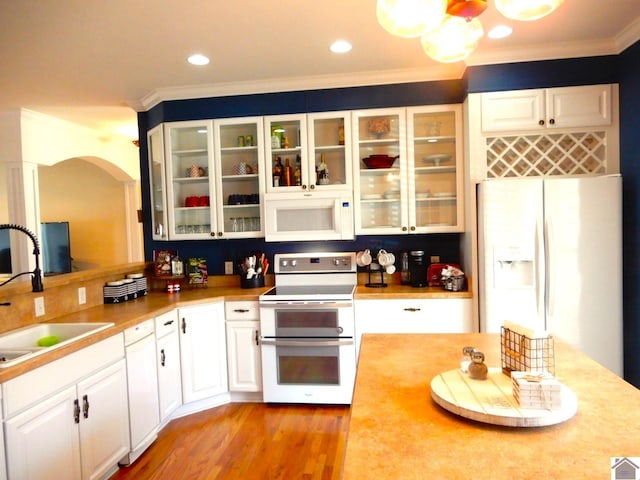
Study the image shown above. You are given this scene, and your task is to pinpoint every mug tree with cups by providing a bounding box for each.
[357,248,397,288]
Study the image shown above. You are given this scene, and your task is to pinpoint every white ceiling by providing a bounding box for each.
[1,0,639,138]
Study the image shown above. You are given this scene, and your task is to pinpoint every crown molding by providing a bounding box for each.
[615,16,640,52]
[133,64,465,112]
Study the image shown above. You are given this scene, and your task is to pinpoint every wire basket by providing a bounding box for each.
[442,276,465,292]
[501,326,554,375]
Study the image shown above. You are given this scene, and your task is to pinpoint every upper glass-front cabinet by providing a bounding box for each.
[164,121,217,240]
[148,125,168,240]
[213,117,265,238]
[264,113,352,193]
[407,105,463,232]
[353,105,463,234]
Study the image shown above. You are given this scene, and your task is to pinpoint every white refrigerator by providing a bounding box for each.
[477,174,623,376]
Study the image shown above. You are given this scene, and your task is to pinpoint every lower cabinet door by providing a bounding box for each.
[5,386,82,480]
[157,329,183,422]
[226,320,262,392]
[77,359,130,480]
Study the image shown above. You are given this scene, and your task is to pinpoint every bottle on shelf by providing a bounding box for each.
[338,122,345,146]
[294,155,302,186]
[283,158,293,186]
[317,154,330,185]
[273,157,283,187]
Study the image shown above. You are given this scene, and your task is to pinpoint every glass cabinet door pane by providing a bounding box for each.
[147,126,167,240]
[215,118,264,238]
[264,116,306,192]
[353,109,406,234]
[308,112,352,190]
[409,108,462,231]
[166,123,214,239]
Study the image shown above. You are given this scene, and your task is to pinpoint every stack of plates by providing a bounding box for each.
[423,154,452,166]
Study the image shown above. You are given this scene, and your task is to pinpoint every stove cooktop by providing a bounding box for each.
[260,284,356,301]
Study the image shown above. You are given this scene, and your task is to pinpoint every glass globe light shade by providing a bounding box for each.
[494,0,564,21]
[420,15,483,63]
[377,0,448,38]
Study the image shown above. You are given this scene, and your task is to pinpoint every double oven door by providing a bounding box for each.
[259,300,356,404]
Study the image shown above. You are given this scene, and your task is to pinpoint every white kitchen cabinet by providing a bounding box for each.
[480,84,612,133]
[353,105,464,234]
[179,302,228,403]
[264,112,352,193]
[213,117,266,238]
[225,301,262,393]
[4,336,129,480]
[155,309,182,424]
[120,320,159,466]
[354,298,473,356]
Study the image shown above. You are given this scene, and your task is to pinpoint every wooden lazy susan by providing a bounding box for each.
[430,367,577,427]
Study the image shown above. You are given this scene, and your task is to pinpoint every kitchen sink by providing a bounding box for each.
[0,322,114,368]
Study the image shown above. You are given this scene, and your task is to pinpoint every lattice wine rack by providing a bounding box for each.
[485,131,607,178]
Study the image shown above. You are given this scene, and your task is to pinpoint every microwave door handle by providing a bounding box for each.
[260,339,354,347]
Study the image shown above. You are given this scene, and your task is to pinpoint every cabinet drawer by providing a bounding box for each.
[225,301,259,320]
[155,309,179,338]
[124,318,154,345]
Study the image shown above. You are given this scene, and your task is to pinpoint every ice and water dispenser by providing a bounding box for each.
[492,246,534,289]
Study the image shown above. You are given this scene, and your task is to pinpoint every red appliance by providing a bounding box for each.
[427,263,462,286]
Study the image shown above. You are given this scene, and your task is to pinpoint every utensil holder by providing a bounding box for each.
[241,275,265,289]
[443,275,465,291]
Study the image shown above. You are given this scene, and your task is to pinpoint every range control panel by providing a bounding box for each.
[274,252,356,274]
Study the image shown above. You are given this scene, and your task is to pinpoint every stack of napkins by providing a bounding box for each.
[511,371,562,410]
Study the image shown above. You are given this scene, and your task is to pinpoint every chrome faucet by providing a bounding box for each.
[0,224,44,292]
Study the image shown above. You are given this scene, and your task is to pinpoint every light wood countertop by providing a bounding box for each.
[0,279,470,383]
[342,333,639,479]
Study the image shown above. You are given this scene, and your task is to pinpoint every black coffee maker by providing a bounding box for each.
[409,250,428,287]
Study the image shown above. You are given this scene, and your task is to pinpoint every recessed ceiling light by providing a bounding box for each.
[187,53,210,66]
[488,25,513,39]
[330,40,352,54]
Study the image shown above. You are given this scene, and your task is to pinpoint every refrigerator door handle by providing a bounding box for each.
[545,218,553,317]
[535,219,542,318]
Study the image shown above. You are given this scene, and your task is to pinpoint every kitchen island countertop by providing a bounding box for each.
[342,333,640,479]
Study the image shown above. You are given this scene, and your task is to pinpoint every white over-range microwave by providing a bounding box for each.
[263,191,354,242]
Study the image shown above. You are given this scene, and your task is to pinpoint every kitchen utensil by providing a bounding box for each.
[362,155,399,169]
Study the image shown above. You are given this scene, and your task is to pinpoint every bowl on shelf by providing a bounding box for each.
[362,155,399,169]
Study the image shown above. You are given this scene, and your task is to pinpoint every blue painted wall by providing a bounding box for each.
[138,44,640,386]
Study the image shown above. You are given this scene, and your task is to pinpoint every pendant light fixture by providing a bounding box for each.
[494,0,564,21]
[420,15,483,63]
[376,0,448,38]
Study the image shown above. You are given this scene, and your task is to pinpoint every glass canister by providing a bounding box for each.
[409,251,427,287]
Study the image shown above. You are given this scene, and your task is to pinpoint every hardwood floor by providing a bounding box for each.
[110,403,350,480]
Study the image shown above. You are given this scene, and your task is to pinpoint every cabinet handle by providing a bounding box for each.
[402,226,408,232]
[182,317,187,334]
[218,232,223,237]
[255,329,259,346]
[403,307,421,312]
[538,119,545,126]
[73,399,80,424]
[160,348,166,367]
[410,226,416,231]
[210,232,216,237]
[233,309,249,313]
[302,184,308,190]
[549,118,555,125]
[309,184,315,190]
[163,320,174,326]
[82,394,89,419]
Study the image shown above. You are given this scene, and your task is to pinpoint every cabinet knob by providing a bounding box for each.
[549,118,555,125]
[538,119,545,126]
[210,232,216,237]
[309,184,315,190]
[410,226,416,231]
[218,232,223,237]
[402,226,408,232]
[302,184,307,190]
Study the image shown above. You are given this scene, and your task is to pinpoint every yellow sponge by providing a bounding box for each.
[37,335,60,347]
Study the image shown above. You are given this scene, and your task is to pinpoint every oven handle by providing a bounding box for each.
[259,301,353,308]
[260,339,354,347]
